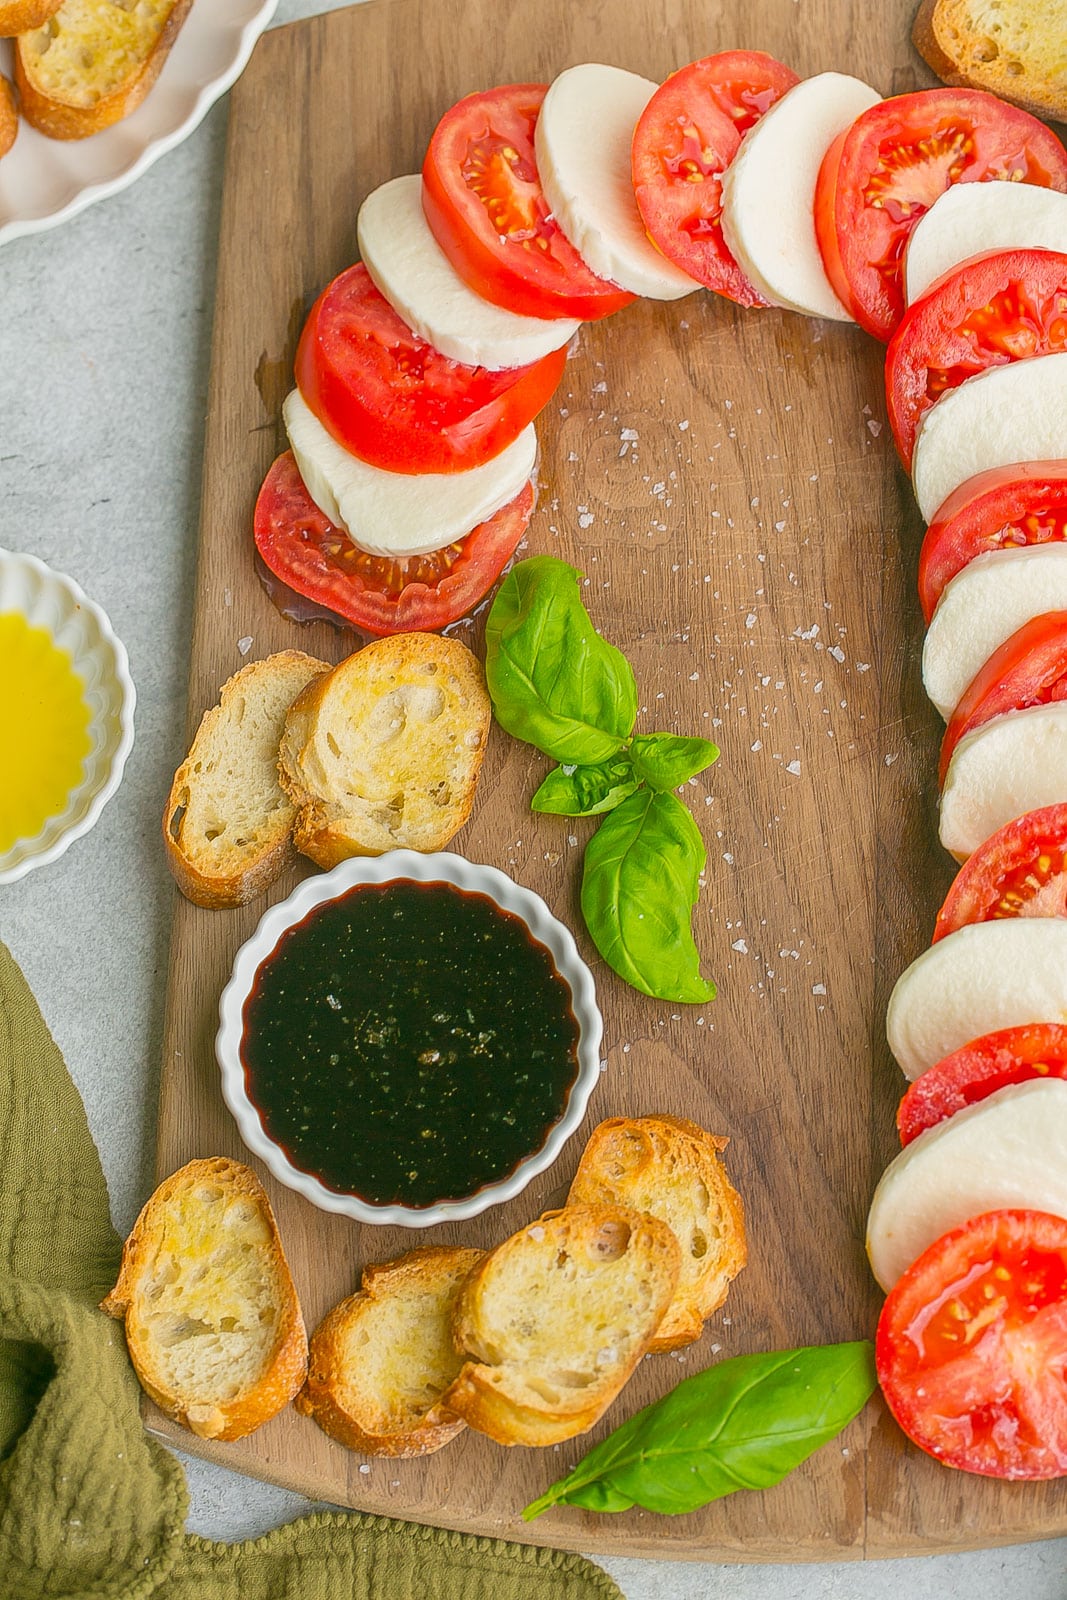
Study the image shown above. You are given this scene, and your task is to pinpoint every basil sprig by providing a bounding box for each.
[523,1341,876,1520]
[485,558,718,1002]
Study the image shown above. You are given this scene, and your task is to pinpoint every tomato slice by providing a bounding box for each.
[932,801,1067,940]
[253,452,533,636]
[939,613,1067,785]
[918,463,1067,623]
[631,50,798,307]
[421,84,634,322]
[898,1024,1067,1145]
[814,89,1067,342]
[877,1208,1067,1478]
[886,249,1067,470]
[293,263,565,475]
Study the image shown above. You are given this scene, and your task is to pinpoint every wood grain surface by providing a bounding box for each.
[151,0,1067,1559]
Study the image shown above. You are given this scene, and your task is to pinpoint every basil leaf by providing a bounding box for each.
[524,1341,876,1521]
[630,732,719,792]
[581,789,713,1003]
[485,557,638,764]
[532,756,640,817]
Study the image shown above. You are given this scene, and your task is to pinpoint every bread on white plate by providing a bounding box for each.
[886,918,1067,1081]
[867,1078,1067,1288]
[904,181,1067,304]
[940,703,1067,860]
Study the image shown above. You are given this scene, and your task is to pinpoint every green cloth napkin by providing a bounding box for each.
[0,941,623,1600]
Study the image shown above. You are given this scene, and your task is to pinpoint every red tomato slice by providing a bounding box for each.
[814,89,1067,342]
[918,463,1067,623]
[421,84,634,322]
[631,50,799,307]
[932,802,1067,939]
[876,1208,1067,1479]
[939,613,1067,784]
[253,452,533,636]
[898,1024,1067,1145]
[294,263,565,475]
[886,249,1067,470]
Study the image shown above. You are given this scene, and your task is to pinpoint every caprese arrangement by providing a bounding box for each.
[247,43,1067,1482]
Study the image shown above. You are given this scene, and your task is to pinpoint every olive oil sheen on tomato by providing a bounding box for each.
[240,880,581,1208]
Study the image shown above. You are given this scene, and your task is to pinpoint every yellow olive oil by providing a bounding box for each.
[0,612,92,855]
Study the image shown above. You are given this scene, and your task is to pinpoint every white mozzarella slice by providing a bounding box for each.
[922,545,1067,720]
[940,703,1067,859]
[283,390,536,558]
[534,64,700,301]
[719,73,880,321]
[867,1078,1067,1289]
[886,918,1067,1081]
[912,352,1067,522]
[356,175,578,371]
[905,182,1067,305]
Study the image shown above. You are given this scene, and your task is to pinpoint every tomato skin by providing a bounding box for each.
[918,463,1067,623]
[886,249,1067,471]
[876,1209,1067,1479]
[421,84,635,322]
[254,452,533,636]
[898,1024,1067,1144]
[294,263,566,475]
[631,50,799,307]
[932,801,1067,940]
[939,613,1067,785]
[813,89,1067,342]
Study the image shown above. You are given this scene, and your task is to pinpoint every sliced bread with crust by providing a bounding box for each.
[0,0,60,34]
[442,1205,681,1447]
[278,632,491,866]
[567,1114,746,1352]
[0,75,16,158]
[163,649,330,909]
[15,0,194,140]
[912,0,1067,123]
[101,1157,308,1441]
[296,1246,484,1458]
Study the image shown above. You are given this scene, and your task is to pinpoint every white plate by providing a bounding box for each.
[0,0,278,245]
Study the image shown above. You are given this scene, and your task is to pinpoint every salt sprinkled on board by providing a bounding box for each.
[786,760,801,776]
[828,645,846,663]
[732,939,748,953]
[237,636,253,655]
[813,984,826,996]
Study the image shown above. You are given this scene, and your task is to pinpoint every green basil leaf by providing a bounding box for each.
[531,756,640,817]
[580,789,713,1003]
[629,732,720,792]
[484,557,638,764]
[523,1341,876,1521]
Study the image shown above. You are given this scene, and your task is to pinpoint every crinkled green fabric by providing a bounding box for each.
[0,941,623,1600]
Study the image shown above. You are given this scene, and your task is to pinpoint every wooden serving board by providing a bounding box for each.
[153,0,1067,1560]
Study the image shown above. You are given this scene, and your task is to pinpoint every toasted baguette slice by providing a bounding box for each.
[296,1246,484,1458]
[278,633,491,866]
[567,1115,747,1352]
[163,649,330,909]
[443,1205,681,1447]
[15,0,194,140]
[0,75,16,158]
[0,0,60,32]
[101,1157,308,1441]
[913,0,1067,122]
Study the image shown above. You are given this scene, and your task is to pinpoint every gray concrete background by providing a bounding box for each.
[1,2,1065,1593]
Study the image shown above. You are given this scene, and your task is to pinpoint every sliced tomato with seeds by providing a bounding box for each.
[421,84,634,322]
[814,89,1067,342]
[932,802,1067,940]
[886,249,1067,470]
[939,614,1067,785]
[254,452,533,636]
[898,1024,1067,1144]
[877,1208,1067,1478]
[631,50,798,307]
[918,463,1067,623]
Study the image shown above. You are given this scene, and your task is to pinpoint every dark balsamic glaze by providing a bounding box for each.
[240,879,581,1209]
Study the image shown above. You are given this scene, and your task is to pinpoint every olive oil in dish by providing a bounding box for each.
[0,612,91,856]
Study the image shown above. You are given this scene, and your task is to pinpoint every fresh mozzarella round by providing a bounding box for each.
[283,390,537,558]
[719,72,880,321]
[940,703,1067,859]
[912,352,1067,523]
[357,175,579,370]
[534,64,700,301]
[905,182,1067,305]
[886,918,1067,1081]
[867,1078,1067,1289]
[922,545,1067,720]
